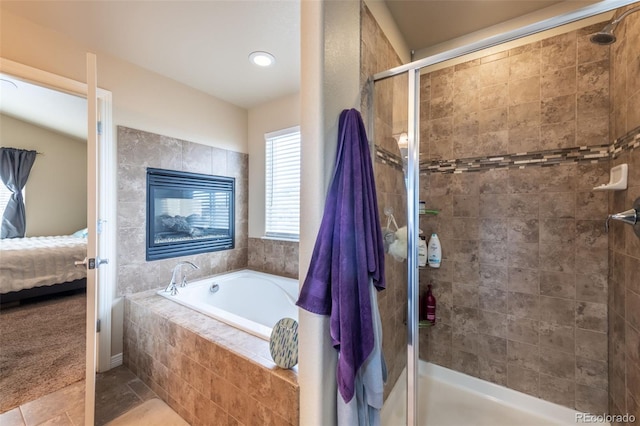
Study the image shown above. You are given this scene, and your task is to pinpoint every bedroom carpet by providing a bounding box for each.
[0,291,86,413]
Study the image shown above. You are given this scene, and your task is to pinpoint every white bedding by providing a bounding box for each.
[0,235,87,294]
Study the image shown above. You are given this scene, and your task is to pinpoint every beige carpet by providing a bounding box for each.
[0,292,86,413]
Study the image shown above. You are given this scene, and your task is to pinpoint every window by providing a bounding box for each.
[265,126,300,240]
[0,185,22,219]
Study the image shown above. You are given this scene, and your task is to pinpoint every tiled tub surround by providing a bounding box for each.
[247,238,299,279]
[124,291,299,425]
[608,3,640,422]
[117,126,249,296]
[361,3,409,400]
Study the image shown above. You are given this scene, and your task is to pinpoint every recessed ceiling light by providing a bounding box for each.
[249,51,275,67]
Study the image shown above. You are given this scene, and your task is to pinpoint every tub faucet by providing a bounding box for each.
[165,261,199,295]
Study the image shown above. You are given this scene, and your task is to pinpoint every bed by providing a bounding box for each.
[0,235,87,304]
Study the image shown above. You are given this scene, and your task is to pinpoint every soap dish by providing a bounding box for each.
[593,164,628,191]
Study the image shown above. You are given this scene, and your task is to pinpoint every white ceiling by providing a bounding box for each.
[385,0,569,50]
[0,0,613,140]
[0,74,87,140]
[0,0,301,110]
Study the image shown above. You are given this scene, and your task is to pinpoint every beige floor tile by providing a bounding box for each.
[105,398,188,426]
[20,381,84,426]
[126,379,156,402]
[66,401,85,426]
[38,413,74,426]
[0,407,25,426]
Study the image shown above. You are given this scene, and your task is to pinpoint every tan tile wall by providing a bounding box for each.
[247,238,299,279]
[124,292,299,425]
[420,23,610,162]
[608,3,640,422]
[417,24,613,413]
[361,4,409,400]
[117,126,249,296]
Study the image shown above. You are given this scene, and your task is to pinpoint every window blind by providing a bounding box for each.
[0,185,20,219]
[265,127,300,240]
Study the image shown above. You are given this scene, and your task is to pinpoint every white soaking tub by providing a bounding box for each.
[157,269,299,340]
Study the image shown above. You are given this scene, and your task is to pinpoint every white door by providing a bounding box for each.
[0,55,114,425]
[83,52,99,426]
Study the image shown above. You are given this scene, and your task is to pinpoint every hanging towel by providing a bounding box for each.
[296,108,386,405]
[336,278,387,426]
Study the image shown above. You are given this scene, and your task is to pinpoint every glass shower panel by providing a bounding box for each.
[371,71,415,425]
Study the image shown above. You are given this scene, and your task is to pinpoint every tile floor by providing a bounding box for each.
[0,365,168,426]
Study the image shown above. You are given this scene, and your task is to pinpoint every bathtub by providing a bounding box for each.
[157,269,299,340]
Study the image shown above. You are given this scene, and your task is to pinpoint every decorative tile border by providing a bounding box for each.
[374,125,640,174]
[611,125,640,158]
[375,145,404,172]
[421,144,610,174]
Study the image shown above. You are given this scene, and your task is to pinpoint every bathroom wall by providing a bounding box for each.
[607,3,640,422]
[117,126,248,296]
[247,238,299,279]
[417,23,612,413]
[246,94,300,279]
[361,3,409,400]
[0,8,249,154]
[0,114,87,237]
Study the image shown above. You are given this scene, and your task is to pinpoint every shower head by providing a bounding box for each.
[590,5,640,45]
[590,23,617,45]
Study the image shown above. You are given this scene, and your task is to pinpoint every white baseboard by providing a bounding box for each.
[110,353,123,369]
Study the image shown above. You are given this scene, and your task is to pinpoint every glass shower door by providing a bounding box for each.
[370,69,422,425]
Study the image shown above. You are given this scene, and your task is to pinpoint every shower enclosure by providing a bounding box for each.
[367,0,640,424]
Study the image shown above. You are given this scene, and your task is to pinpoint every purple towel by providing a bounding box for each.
[297,108,385,403]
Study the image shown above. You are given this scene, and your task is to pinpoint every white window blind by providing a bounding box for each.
[265,126,300,240]
[0,185,20,219]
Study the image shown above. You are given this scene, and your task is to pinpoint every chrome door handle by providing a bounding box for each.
[74,257,109,269]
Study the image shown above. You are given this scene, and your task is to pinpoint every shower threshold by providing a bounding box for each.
[381,361,610,426]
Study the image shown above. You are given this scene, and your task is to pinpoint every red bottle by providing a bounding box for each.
[426,284,436,325]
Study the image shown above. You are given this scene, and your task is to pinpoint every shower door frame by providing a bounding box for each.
[370,0,637,424]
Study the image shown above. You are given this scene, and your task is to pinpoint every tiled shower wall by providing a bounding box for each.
[417,24,613,413]
[608,2,640,422]
[360,4,408,400]
[117,126,248,296]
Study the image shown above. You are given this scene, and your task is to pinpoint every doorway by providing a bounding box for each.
[0,57,115,424]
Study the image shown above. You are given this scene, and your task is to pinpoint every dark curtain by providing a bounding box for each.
[0,148,37,239]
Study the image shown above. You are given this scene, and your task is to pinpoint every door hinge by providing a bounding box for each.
[96,319,101,333]
[97,121,103,136]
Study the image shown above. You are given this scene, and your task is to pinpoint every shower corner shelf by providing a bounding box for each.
[418,320,435,328]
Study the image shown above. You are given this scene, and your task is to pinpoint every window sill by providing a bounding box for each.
[261,236,299,243]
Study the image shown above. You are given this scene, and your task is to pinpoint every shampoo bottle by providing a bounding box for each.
[427,233,441,268]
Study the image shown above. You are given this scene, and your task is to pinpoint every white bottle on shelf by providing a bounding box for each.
[427,233,441,268]
[418,236,427,267]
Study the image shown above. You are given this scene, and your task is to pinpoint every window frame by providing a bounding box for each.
[264,125,301,242]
